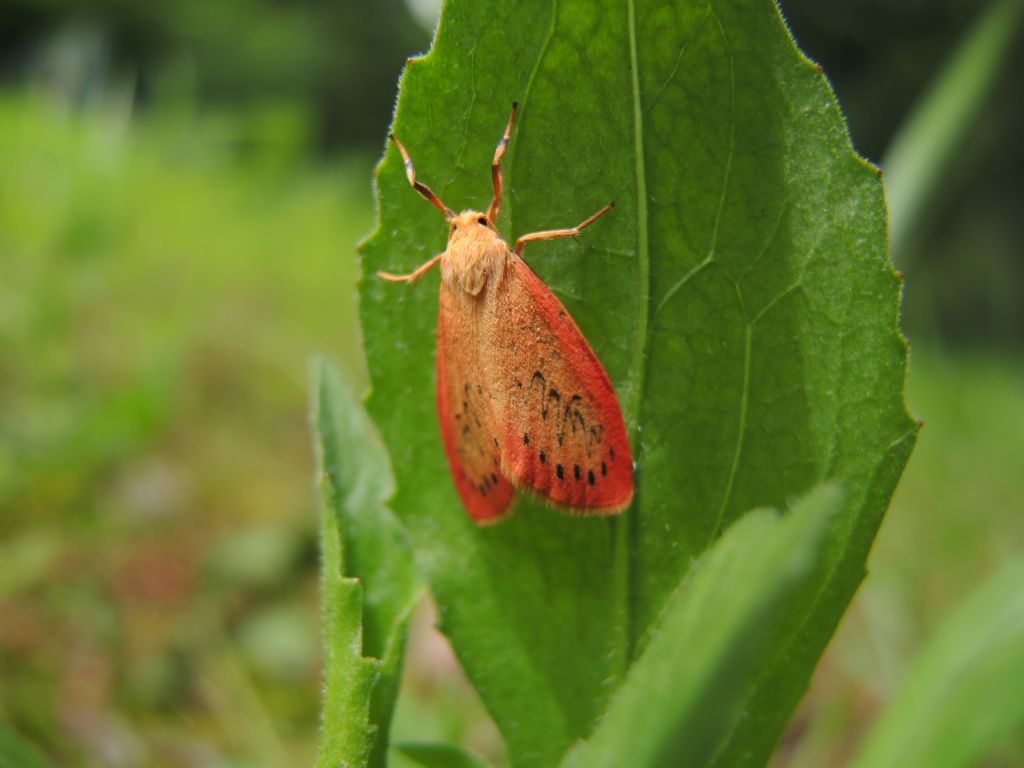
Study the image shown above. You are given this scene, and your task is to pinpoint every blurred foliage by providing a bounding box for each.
[849,559,1024,768]
[0,0,431,149]
[0,90,368,765]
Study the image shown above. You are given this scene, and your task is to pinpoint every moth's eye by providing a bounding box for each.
[477,216,488,226]
[451,224,458,231]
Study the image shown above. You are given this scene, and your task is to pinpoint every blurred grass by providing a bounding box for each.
[776,348,1024,767]
[0,87,370,766]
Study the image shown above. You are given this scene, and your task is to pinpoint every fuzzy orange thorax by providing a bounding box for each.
[441,210,510,296]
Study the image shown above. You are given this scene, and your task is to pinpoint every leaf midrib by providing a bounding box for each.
[618,0,651,670]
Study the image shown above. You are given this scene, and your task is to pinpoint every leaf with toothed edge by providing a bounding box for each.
[357,0,916,766]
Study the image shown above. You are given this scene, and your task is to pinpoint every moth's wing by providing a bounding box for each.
[436,286,516,523]
[491,254,633,513]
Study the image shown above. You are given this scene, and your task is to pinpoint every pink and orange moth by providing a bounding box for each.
[379,104,633,523]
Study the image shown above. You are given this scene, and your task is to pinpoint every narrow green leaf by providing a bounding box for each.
[312,359,422,768]
[0,725,57,768]
[884,0,1024,261]
[359,1,916,765]
[397,741,492,768]
[850,561,1024,768]
[561,484,842,768]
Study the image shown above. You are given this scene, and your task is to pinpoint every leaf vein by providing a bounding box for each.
[704,4,744,547]
[734,201,791,283]
[622,0,651,667]
[654,255,713,317]
[706,5,736,265]
[751,281,805,325]
[443,25,487,204]
[709,311,752,544]
[644,5,713,116]
[506,0,558,232]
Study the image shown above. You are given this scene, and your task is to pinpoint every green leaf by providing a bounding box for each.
[0,724,57,768]
[850,560,1024,768]
[358,1,916,765]
[561,484,842,768]
[312,359,422,768]
[396,741,492,768]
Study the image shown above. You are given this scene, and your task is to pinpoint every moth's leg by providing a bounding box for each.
[486,103,518,224]
[513,202,614,256]
[378,253,443,283]
[389,133,454,219]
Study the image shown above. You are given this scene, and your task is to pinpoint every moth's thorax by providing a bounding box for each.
[440,210,511,296]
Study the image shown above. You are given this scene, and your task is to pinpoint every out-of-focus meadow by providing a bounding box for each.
[0,1,1021,766]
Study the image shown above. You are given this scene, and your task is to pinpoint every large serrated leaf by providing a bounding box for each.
[358,1,916,765]
[312,359,421,768]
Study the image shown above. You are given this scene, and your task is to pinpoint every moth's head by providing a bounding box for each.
[447,209,500,246]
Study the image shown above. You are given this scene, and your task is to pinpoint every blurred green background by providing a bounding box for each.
[0,1,1021,766]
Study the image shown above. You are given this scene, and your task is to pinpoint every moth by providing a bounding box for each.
[379,104,633,523]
